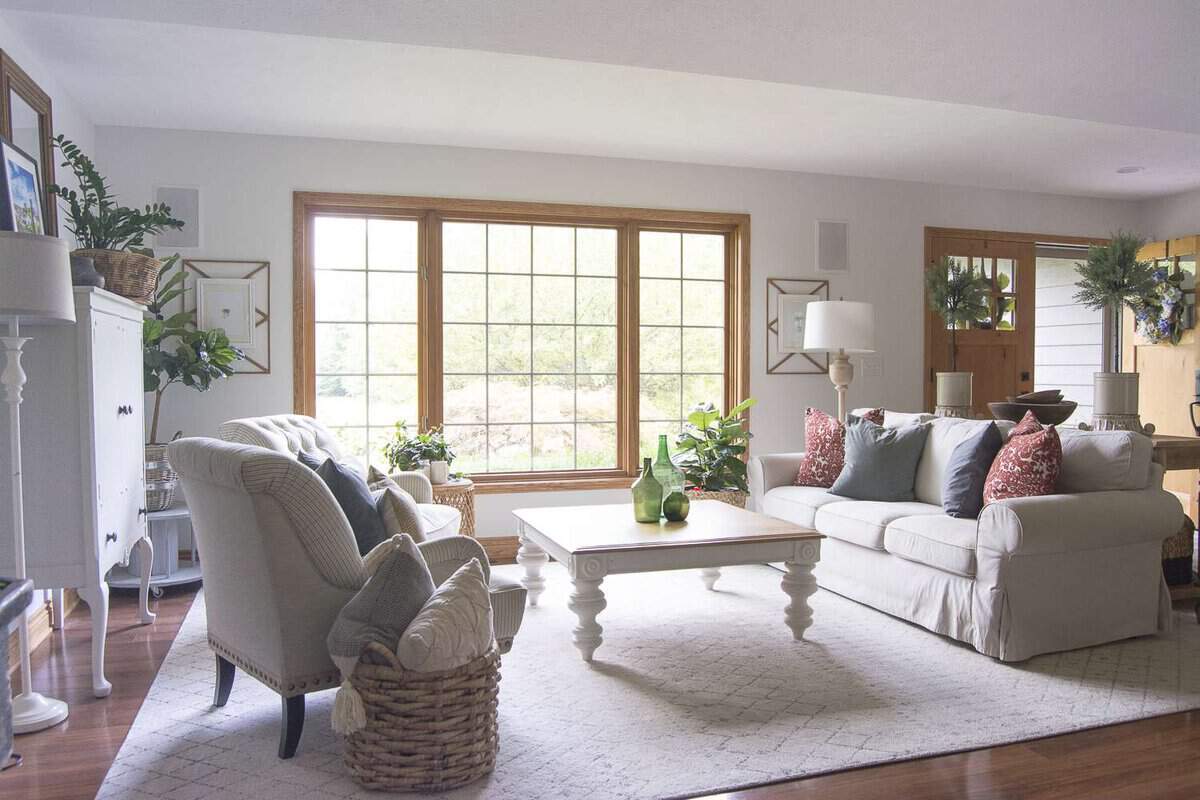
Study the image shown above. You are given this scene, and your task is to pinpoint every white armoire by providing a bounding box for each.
[0,286,154,697]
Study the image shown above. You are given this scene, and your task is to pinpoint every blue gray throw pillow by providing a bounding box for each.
[315,458,390,555]
[942,422,1004,519]
[296,449,325,471]
[830,419,930,502]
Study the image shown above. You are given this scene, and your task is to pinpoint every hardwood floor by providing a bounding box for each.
[3,585,1200,799]
[0,587,195,800]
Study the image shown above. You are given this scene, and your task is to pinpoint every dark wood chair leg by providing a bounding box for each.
[213,655,235,708]
[278,694,305,759]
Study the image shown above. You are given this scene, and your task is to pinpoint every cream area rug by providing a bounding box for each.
[100,564,1200,800]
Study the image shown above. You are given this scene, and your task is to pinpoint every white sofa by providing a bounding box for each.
[749,412,1184,662]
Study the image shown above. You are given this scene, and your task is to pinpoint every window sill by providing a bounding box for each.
[472,475,635,495]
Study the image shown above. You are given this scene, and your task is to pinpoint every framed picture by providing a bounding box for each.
[182,259,271,373]
[196,278,255,346]
[0,138,44,235]
[767,278,829,374]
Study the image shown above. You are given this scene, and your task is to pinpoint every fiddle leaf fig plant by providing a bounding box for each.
[673,397,756,491]
[144,256,244,443]
[49,135,184,251]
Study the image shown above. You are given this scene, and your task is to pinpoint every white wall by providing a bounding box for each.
[1141,188,1200,241]
[94,125,1143,537]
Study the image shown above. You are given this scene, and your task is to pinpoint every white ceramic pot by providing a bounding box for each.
[935,372,972,417]
[1089,372,1152,433]
[429,460,450,485]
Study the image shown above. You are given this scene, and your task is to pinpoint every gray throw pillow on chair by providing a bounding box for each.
[830,418,931,502]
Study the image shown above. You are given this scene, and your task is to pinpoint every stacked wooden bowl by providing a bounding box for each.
[988,390,1078,425]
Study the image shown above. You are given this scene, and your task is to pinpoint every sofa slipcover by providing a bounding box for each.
[815,500,944,550]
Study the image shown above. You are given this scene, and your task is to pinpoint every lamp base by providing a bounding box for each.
[828,350,854,423]
[12,691,69,734]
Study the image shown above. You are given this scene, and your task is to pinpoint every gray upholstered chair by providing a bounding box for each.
[217,414,461,540]
[168,437,526,758]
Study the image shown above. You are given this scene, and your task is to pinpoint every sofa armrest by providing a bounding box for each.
[388,470,434,504]
[417,535,491,585]
[978,488,1184,557]
[749,452,805,510]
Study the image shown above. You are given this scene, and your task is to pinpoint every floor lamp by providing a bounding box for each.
[803,300,876,424]
[0,232,74,734]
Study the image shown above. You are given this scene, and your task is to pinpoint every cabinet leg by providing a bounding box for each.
[50,588,65,630]
[78,583,112,698]
[134,536,157,624]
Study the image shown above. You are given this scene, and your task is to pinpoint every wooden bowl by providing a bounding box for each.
[1008,390,1064,405]
[988,401,1077,426]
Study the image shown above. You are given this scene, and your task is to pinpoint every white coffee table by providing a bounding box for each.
[512,500,822,662]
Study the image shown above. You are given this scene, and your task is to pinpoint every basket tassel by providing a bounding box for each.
[332,679,367,735]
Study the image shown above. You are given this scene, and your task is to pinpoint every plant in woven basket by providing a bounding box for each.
[144,256,244,443]
[382,422,455,472]
[673,397,756,492]
[1074,231,1156,371]
[49,136,184,251]
[925,256,990,370]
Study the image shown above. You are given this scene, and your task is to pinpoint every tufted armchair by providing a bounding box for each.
[169,437,526,758]
[217,414,461,540]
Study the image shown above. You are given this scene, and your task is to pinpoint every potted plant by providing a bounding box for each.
[673,397,756,508]
[924,255,990,416]
[49,135,183,304]
[143,256,244,509]
[1074,230,1157,432]
[382,422,456,484]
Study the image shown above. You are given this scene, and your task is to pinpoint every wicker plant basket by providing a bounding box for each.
[1163,516,1196,586]
[345,642,500,792]
[73,248,161,305]
[144,444,178,512]
[689,489,748,508]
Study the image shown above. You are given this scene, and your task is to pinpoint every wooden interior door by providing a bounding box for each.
[924,235,1036,415]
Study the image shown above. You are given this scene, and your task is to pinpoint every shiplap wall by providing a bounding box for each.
[1034,257,1101,426]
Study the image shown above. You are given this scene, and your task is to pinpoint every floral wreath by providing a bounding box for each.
[1133,267,1188,345]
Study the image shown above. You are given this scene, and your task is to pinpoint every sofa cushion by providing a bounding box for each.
[884,515,979,577]
[418,503,461,540]
[942,422,1004,519]
[1057,428,1152,492]
[815,500,945,550]
[831,419,930,502]
[914,417,998,505]
[794,408,846,488]
[761,485,842,528]
[983,413,1062,505]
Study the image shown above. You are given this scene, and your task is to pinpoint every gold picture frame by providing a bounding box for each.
[182,259,271,374]
[766,278,829,374]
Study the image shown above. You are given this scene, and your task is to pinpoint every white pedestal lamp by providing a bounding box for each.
[0,232,74,734]
[803,300,876,424]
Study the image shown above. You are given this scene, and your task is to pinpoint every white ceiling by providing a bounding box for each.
[4,1,1200,199]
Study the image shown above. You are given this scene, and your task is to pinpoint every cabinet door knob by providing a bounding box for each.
[105,532,118,543]
[138,508,147,519]
[117,405,130,416]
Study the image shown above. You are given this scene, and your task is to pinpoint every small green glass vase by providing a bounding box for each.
[632,457,663,522]
[652,435,685,498]
[662,491,690,522]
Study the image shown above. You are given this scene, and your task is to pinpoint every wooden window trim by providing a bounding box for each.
[294,192,750,492]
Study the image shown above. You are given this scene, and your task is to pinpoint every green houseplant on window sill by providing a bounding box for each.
[49,135,184,305]
[673,397,756,509]
[383,422,457,485]
[143,256,244,510]
[925,255,990,417]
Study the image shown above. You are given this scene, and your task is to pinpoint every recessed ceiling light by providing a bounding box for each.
[1116,165,1145,174]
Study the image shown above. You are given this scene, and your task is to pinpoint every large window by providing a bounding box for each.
[295,194,749,491]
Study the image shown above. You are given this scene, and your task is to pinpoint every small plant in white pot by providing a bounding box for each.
[382,422,456,484]
[925,256,990,417]
[1074,231,1156,433]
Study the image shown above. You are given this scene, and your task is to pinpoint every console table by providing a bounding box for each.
[1151,434,1200,619]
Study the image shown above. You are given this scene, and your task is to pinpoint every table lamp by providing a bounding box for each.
[0,232,74,734]
[803,300,875,423]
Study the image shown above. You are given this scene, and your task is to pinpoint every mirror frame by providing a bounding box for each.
[0,49,56,236]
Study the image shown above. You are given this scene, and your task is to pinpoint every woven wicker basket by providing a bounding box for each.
[690,489,748,508]
[144,444,178,512]
[73,249,161,305]
[345,643,500,792]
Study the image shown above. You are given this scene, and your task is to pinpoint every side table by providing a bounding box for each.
[108,505,202,597]
[432,478,476,537]
[1152,435,1200,622]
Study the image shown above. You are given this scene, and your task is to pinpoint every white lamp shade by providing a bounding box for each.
[0,232,75,323]
[804,300,875,354]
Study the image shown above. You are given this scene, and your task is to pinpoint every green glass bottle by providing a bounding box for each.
[652,434,686,498]
[632,457,663,522]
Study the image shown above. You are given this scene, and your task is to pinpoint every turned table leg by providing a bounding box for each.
[781,561,817,641]
[569,576,606,662]
[700,567,721,591]
[516,529,549,607]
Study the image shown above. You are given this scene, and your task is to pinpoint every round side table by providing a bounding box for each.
[432,478,475,537]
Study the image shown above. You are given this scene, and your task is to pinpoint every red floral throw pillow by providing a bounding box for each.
[860,407,885,425]
[795,408,846,488]
[982,412,1062,505]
